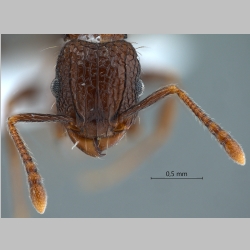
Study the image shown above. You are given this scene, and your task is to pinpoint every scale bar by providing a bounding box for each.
[151,177,203,180]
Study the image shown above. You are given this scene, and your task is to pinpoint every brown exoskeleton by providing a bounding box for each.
[8,34,246,214]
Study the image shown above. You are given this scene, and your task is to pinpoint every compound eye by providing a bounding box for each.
[51,78,60,97]
[136,79,144,97]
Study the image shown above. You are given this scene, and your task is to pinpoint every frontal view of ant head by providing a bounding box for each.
[7,34,245,214]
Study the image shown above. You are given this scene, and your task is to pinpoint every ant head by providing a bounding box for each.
[64,34,127,43]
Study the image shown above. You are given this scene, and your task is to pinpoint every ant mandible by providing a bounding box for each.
[7,34,246,214]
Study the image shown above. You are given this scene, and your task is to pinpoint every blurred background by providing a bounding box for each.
[1,34,250,218]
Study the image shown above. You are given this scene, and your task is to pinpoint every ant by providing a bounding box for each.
[7,34,246,214]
